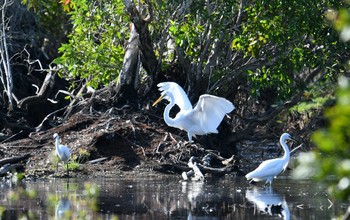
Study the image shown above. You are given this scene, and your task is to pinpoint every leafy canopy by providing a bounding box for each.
[54,0,129,89]
[232,0,347,99]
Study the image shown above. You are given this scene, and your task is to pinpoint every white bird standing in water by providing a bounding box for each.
[152,82,235,142]
[245,133,293,186]
[53,133,71,176]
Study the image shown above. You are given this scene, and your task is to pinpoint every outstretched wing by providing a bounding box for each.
[192,94,235,133]
[157,82,192,111]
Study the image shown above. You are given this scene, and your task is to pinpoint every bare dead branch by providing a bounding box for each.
[17,70,56,109]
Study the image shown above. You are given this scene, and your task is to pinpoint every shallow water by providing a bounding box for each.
[0,174,348,219]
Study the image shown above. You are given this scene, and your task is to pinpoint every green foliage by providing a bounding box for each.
[169,16,204,59]
[21,0,68,47]
[232,0,347,99]
[290,81,334,114]
[293,3,350,203]
[326,6,350,42]
[165,1,239,76]
[293,77,350,201]
[54,0,129,89]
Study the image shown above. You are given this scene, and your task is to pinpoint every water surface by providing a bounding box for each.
[0,174,347,219]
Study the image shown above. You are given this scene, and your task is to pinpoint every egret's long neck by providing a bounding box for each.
[280,136,290,162]
[55,137,60,150]
[163,102,176,126]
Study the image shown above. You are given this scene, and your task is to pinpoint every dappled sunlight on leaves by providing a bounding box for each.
[293,77,350,201]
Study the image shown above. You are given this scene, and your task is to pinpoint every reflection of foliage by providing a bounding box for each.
[0,206,5,219]
[293,77,350,201]
[7,187,39,219]
[83,183,100,212]
[47,183,104,219]
[8,188,37,201]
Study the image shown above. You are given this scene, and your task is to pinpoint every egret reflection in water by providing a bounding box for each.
[246,187,290,220]
[55,197,71,219]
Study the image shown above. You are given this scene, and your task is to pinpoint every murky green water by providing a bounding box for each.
[0,174,348,219]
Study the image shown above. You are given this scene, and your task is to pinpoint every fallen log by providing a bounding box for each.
[0,154,30,166]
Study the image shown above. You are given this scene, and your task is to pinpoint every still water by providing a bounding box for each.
[0,174,348,219]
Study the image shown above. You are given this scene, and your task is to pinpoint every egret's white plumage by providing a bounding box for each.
[153,82,235,142]
[53,133,71,176]
[245,133,292,186]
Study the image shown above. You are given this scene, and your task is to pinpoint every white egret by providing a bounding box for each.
[152,82,235,142]
[53,133,71,176]
[245,133,292,186]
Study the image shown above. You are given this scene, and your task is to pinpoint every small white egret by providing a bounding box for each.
[152,82,235,142]
[53,133,71,176]
[245,133,293,186]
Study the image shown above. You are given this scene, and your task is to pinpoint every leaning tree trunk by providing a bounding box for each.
[115,23,141,102]
[116,0,158,102]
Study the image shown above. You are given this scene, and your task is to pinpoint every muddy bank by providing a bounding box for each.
[0,108,242,178]
[0,84,317,179]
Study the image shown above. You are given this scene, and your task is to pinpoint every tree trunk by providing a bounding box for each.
[115,23,140,102]
[122,0,158,81]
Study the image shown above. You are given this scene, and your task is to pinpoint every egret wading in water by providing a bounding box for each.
[245,133,293,186]
[53,133,71,176]
[152,82,235,142]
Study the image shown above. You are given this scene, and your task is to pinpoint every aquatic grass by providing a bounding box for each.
[76,148,90,163]
[10,172,25,184]
[49,149,85,173]
[67,161,80,171]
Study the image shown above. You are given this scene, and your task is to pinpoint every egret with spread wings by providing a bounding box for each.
[152,82,235,142]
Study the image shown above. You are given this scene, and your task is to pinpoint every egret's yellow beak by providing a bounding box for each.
[152,95,164,107]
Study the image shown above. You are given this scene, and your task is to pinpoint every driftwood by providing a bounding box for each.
[87,157,109,164]
[0,153,30,166]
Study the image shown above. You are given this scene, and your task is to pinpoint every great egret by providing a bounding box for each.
[152,82,235,142]
[53,133,71,176]
[245,133,292,186]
